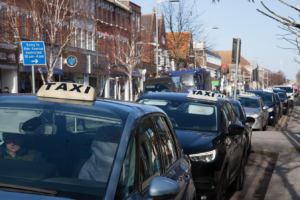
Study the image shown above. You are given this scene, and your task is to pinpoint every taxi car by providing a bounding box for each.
[247,90,279,126]
[0,82,196,200]
[230,93,269,131]
[137,90,255,200]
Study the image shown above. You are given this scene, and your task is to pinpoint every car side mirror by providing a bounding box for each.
[149,177,180,200]
[263,106,269,110]
[227,124,244,136]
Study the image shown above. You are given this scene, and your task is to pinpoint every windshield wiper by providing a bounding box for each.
[0,183,57,196]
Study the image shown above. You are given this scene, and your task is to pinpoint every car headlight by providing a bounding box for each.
[268,107,274,112]
[251,113,261,118]
[189,149,217,162]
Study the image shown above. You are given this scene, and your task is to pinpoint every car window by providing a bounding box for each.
[116,132,136,200]
[222,104,232,131]
[232,104,242,121]
[153,116,178,171]
[254,93,274,104]
[227,102,237,121]
[139,118,161,191]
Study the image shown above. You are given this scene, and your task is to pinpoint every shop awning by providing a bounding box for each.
[110,65,128,76]
[24,66,63,75]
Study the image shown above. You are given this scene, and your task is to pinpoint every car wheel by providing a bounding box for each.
[263,122,268,131]
[217,168,227,200]
[230,154,245,191]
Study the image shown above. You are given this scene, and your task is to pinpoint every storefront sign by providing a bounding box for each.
[66,55,78,67]
[93,62,106,69]
[7,53,16,63]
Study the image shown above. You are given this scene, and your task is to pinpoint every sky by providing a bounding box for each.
[130,0,300,81]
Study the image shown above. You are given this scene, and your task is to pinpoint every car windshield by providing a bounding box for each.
[172,73,197,87]
[274,91,286,98]
[237,97,260,108]
[274,87,293,93]
[0,96,126,200]
[138,98,218,132]
[253,93,274,104]
[144,83,172,94]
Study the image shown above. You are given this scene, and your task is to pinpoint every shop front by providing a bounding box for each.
[109,65,128,100]
[19,66,63,93]
[0,48,19,93]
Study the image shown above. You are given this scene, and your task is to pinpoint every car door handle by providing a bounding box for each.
[184,175,190,182]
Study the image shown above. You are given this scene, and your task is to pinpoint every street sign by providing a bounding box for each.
[21,41,46,66]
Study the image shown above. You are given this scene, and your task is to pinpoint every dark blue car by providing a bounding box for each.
[247,90,280,126]
[273,88,290,115]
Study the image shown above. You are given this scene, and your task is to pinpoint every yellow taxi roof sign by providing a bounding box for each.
[37,82,96,101]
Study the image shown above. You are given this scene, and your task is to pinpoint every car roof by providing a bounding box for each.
[272,88,286,92]
[0,94,164,116]
[247,90,273,94]
[140,92,227,104]
[235,94,260,99]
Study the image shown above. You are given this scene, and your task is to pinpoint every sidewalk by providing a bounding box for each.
[251,105,300,200]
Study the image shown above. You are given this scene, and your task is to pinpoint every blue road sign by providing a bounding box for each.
[21,41,46,66]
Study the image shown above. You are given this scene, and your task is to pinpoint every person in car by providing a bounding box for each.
[0,133,47,162]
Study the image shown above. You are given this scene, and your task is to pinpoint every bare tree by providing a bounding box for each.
[111,21,143,102]
[257,1,300,64]
[0,0,86,85]
[161,0,204,70]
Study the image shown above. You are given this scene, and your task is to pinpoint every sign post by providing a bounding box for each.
[21,41,46,93]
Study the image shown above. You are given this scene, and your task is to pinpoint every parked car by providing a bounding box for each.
[230,99,254,155]
[0,82,196,200]
[274,93,283,119]
[137,91,255,200]
[273,88,290,115]
[273,85,295,108]
[247,90,279,126]
[229,93,268,131]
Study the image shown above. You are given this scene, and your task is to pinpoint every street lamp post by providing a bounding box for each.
[156,0,179,77]
[201,20,218,68]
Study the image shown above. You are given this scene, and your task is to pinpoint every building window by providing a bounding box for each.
[136,14,140,32]
[88,32,92,50]
[153,31,156,42]
[56,27,61,45]
[77,28,81,48]
[1,8,7,39]
[82,30,86,49]
[162,35,165,45]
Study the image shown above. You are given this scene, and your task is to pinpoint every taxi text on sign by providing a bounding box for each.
[37,82,96,101]
[21,41,46,66]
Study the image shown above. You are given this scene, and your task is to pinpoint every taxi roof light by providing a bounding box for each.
[187,90,225,102]
[37,82,96,101]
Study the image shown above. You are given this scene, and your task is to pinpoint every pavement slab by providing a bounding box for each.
[252,106,300,200]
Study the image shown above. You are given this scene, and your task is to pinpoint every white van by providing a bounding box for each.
[273,85,294,107]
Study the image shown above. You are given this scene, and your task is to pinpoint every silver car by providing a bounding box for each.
[231,95,269,131]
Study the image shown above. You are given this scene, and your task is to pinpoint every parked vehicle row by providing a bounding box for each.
[137,90,255,200]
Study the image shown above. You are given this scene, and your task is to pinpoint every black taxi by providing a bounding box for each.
[137,90,255,200]
[0,82,196,200]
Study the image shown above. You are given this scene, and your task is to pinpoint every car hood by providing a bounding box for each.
[174,129,221,155]
[0,190,70,200]
[243,107,261,116]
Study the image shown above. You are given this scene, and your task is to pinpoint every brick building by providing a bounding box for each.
[141,9,169,77]
[0,0,142,100]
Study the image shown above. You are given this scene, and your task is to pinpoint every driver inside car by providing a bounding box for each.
[0,133,47,162]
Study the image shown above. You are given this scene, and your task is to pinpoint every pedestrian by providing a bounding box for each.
[137,87,143,98]
[3,87,9,93]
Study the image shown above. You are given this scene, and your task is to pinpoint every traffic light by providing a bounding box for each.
[252,69,257,81]
[220,70,223,77]
[214,70,218,78]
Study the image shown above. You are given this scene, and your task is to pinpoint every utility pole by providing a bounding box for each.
[233,38,241,100]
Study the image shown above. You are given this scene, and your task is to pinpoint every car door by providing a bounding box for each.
[152,115,193,200]
[222,102,240,181]
[226,102,243,164]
